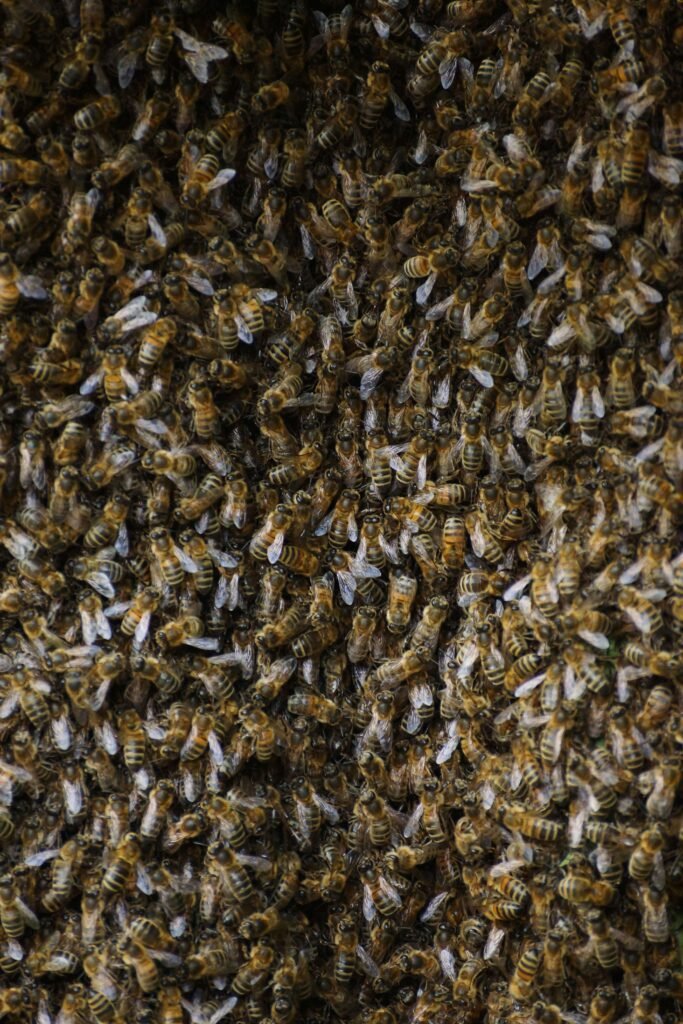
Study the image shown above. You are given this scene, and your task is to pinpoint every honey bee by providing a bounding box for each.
[180,151,236,207]
[100,833,140,897]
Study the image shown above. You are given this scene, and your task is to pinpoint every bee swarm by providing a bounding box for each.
[0,0,681,1022]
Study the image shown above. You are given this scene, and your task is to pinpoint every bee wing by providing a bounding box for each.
[212,574,230,611]
[147,214,167,247]
[514,672,546,697]
[350,557,381,579]
[183,637,220,650]
[117,48,139,87]
[336,570,357,606]
[207,168,237,192]
[360,366,385,401]
[439,55,459,90]
[389,91,411,121]
[185,273,215,296]
[208,999,238,1024]
[51,714,71,751]
[207,544,237,569]
[503,573,531,602]
[380,534,400,564]
[313,510,334,537]
[426,294,454,321]
[80,368,104,395]
[416,454,428,490]
[484,925,506,960]
[104,601,131,618]
[114,315,156,335]
[112,523,130,560]
[146,948,183,967]
[378,876,402,905]
[80,610,97,646]
[207,731,224,766]
[314,793,340,823]
[634,437,664,464]
[267,532,285,564]
[356,945,380,978]
[37,999,52,1024]
[403,802,424,838]
[299,224,316,260]
[133,611,152,646]
[0,691,19,719]
[470,365,494,389]
[363,884,377,922]
[235,315,254,344]
[432,371,452,408]
[409,17,432,39]
[584,231,612,251]
[461,176,498,193]
[121,368,140,394]
[548,318,575,348]
[16,898,39,929]
[577,8,606,36]
[537,263,567,296]
[416,271,438,306]
[527,243,548,280]
[180,52,222,83]
[18,275,48,299]
[62,778,83,816]
[173,546,199,574]
[371,14,391,37]
[173,27,204,51]
[24,849,59,868]
[113,295,148,320]
[648,150,683,187]
[510,344,529,381]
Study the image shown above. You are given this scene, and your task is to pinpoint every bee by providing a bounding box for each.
[500,803,562,843]
[181,152,236,207]
[359,859,402,920]
[117,709,146,769]
[508,946,541,1000]
[0,157,48,186]
[5,191,53,241]
[0,252,47,314]
[73,94,120,132]
[100,833,140,896]
[0,875,39,939]
[83,493,129,551]
[41,838,85,911]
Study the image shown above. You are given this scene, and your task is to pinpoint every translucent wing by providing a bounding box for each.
[416,271,438,305]
[207,168,237,191]
[336,570,357,605]
[359,366,385,400]
[184,637,220,650]
[80,369,104,395]
[362,885,376,922]
[470,365,494,388]
[267,532,285,564]
[390,91,411,121]
[134,612,152,646]
[403,802,424,838]
[484,925,505,960]
[18,275,48,299]
[426,294,454,321]
[439,55,459,90]
[420,890,449,923]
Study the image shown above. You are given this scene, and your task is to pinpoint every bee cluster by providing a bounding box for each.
[0,0,681,1021]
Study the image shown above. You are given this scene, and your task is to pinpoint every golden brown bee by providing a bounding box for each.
[181,152,235,208]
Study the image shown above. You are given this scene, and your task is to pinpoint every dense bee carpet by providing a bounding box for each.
[0,0,682,1021]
